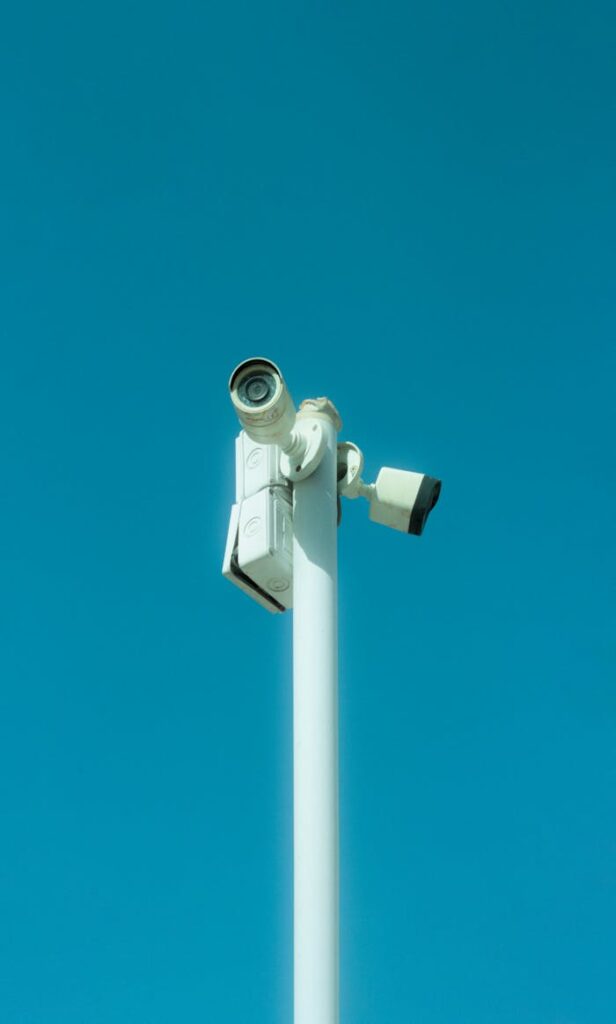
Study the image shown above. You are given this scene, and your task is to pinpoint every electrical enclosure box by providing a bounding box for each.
[235,431,286,501]
[222,504,280,613]
[237,488,293,608]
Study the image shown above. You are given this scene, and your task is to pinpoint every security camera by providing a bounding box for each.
[229,359,334,481]
[368,467,441,535]
[229,358,297,448]
[337,444,441,536]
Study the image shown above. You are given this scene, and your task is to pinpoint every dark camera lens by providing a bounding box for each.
[238,371,277,407]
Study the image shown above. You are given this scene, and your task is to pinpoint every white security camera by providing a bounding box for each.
[229,358,297,448]
[368,467,441,535]
[337,445,441,536]
[229,359,333,481]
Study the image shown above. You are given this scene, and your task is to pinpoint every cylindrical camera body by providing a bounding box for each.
[229,358,296,447]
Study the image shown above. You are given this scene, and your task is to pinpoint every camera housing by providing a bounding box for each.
[369,467,441,535]
[229,358,297,448]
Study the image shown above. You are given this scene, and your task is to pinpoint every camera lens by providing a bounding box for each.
[238,371,277,407]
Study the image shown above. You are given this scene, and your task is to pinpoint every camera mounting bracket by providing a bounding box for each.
[280,418,326,481]
[280,399,342,482]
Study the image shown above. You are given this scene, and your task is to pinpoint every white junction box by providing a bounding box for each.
[235,431,286,501]
[222,484,294,613]
[237,488,293,608]
[223,431,294,613]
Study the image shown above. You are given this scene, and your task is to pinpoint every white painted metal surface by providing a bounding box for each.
[292,414,339,1024]
[225,358,441,1022]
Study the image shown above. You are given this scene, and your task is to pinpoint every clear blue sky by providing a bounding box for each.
[1,2,615,1021]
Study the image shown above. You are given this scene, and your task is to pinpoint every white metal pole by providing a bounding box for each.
[292,411,339,1024]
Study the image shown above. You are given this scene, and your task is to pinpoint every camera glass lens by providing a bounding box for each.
[238,371,277,407]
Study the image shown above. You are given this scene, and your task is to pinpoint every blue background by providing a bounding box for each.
[1,2,615,1021]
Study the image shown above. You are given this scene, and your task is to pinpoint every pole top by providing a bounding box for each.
[298,398,342,432]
